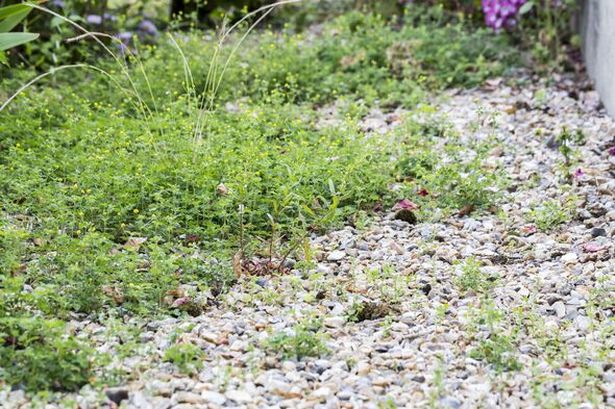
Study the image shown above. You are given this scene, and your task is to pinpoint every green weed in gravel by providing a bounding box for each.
[455,257,496,294]
[163,343,205,375]
[0,317,93,392]
[527,197,576,232]
[265,318,328,360]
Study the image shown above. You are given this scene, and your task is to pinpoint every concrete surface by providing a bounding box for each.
[580,0,615,116]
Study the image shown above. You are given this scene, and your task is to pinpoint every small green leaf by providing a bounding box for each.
[0,51,7,65]
[519,2,534,15]
[0,32,39,51]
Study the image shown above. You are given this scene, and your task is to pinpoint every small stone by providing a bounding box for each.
[226,389,252,403]
[372,377,390,387]
[199,331,219,344]
[552,301,566,319]
[439,396,462,409]
[201,391,226,405]
[175,391,205,404]
[561,253,577,264]
[105,387,129,405]
[324,316,345,328]
[281,361,297,372]
[590,227,607,238]
[310,387,331,402]
[327,250,346,262]
[356,361,371,376]
[574,316,591,332]
[129,392,153,409]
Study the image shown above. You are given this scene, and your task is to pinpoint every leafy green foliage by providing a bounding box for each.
[0,317,93,392]
[163,343,205,374]
[265,318,328,360]
[467,300,521,373]
[528,198,575,232]
[393,115,506,217]
[469,332,522,373]
[455,257,494,294]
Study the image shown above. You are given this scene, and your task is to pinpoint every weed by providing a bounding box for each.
[428,354,446,408]
[466,300,521,373]
[469,333,522,373]
[265,318,328,360]
[0,317,94,392]
[0,3,523,395]
[163,343,205,375]
[527,197,575,232]
[455,258,495,294]
[555,126,585,179]
[380,315,394,338]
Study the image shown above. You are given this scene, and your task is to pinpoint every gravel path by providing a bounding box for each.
[4,74,614,409]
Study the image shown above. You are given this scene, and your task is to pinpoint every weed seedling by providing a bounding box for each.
[455,258,494,294]
[163,343,205,375]
[265,318,328,360]
[527,197,575,232]
[555,127,585,180]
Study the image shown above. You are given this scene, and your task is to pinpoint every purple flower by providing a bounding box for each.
[482,0,527,31]
[573,168,584,178]
[115,32,133,55]
[138,19,158,36]
[608,146,615,156]
[117,31,133,42]
[86,14,102,25]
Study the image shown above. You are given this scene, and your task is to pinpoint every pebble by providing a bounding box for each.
[324,316,345,328]
[552,301,567,319]
[175,391,205,404]
[561,253,578,264]
[226,389,252,403]
[201,391,226,405]
[327,250,346,262]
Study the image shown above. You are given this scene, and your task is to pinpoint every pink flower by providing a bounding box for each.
[573,168,584,178]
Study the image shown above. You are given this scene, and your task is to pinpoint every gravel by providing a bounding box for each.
[3,72,614,409]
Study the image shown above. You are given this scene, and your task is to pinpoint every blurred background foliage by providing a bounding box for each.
[0,0,578,73]
[0,0,488,70]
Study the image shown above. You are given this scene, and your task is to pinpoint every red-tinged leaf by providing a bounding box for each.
[521,224,537,235]
[583,242,606,253]
[417,188,429,197]
[393,199,419,211]
[172,296,191,308]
